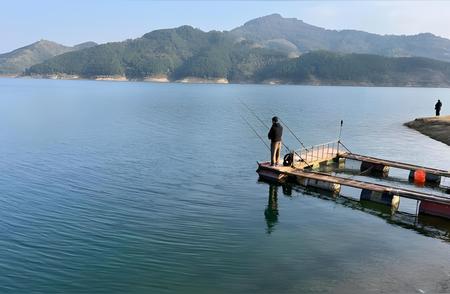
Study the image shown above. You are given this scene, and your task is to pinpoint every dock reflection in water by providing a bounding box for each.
[260,180,450,242]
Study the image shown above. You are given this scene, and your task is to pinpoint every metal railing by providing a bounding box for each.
[292,140,350,166]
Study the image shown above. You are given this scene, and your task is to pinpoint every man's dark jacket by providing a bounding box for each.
[435,101,442,110]
[268,123,283,142]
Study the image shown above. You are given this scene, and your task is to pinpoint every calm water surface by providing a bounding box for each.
[0,78,449,293]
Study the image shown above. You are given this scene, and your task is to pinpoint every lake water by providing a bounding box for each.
[0,78,449,293]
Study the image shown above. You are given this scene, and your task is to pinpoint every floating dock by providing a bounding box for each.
[257,141,450,219]
[340,153,449,182]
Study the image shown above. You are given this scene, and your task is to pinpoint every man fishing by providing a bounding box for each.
[435,99,442,116]
[268,116,283,166]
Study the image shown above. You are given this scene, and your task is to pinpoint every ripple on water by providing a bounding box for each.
[0,80,449,293]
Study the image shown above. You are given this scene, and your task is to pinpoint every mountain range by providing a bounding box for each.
[231,14,450,61]
[3,14,450,87]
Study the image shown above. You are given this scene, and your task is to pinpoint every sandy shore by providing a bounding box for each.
[95,75,127,81]
[11,74,232,84]
[143,75,169,83]
[176,77,228,84]
[404,115,450,146]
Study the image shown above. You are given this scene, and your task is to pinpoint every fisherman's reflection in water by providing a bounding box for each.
[264,184,279,234]
[264,183,292,233]
[262,182,450,241]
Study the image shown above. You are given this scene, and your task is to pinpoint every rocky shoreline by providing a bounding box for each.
[405,115,450,146]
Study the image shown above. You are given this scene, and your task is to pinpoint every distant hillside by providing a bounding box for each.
[231,14,450,62]
[255,51,450,87]
[73,42,98,50]
[23,17,450,87]
[0,40,97,74]
[26,26,286,81]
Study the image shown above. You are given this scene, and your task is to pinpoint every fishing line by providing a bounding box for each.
[239,99,312,167]
[240,114,270,151]
[270,112,308,150]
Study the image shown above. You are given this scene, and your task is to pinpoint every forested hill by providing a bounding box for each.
[231,14,450,62]
[26,26,286,82]
[256,51,450,87]
[24,24,450,87]
[25,25,450,87]
[0,40,97,74]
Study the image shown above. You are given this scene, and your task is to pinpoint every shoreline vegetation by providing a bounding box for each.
[405,116,450,146]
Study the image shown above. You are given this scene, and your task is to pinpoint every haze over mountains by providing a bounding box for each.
[231,14,450,61]
[3,14,450,87]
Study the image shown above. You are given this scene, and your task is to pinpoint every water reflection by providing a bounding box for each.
[263,183,294,234]
[264,184,279,234]
[260,180,450,242]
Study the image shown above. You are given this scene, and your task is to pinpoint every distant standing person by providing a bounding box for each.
[435,99,442,116]
[268,116,283,166]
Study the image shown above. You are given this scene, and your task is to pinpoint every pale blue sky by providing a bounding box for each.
[2,0,450,53]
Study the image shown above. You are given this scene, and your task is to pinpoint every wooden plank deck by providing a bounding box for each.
[340,153,450,177]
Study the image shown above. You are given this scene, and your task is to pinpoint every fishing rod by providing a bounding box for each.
[239,99,312,167]
[240,114,270,151]
[271,113,308,150]
[239,99,290,153]
[273,115,313,166]
[240,99,270,129]
[337,119,352,153]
